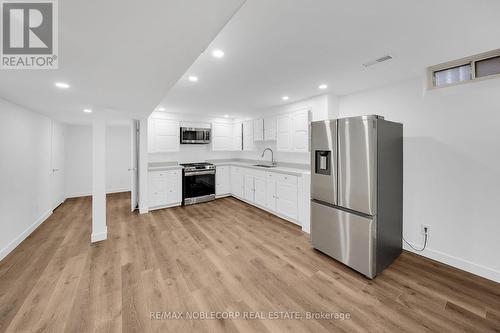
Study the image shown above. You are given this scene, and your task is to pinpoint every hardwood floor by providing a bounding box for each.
[1,192,499,332]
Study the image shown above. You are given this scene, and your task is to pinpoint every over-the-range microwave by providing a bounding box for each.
[180,127,211,144]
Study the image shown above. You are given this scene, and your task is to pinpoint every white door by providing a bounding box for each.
[242,121,255,151]
[130,120,139,211]
[266,178,276,211]
[232,122,242,151]
[276,181,298,221]
[231,172,244,198]
[292,110,310,152]
[244,174,254,202]
[254,176,267,207]
[166,170,182,204]
[264,116,277,141]
[277,114,291,151]
[253,119,264,141]
[216,166,230,196]
[51,121,65,210]
[212,123,233,151]
[155,119,179,152]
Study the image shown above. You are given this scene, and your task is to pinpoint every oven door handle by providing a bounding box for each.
[185,170,216,176]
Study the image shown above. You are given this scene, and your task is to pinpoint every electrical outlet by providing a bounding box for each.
[421,224,431,238]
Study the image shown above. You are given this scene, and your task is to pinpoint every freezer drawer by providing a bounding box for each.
[311,200,376,278]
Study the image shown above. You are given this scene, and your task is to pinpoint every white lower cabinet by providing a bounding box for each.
[231,167,244,199]
[216,165,231,196]
[254,176,267,207]
[265,178,277,211]
[148,169,182,209]
[244,174,255,202]
[231,166,301,226]
[275,180,298,221]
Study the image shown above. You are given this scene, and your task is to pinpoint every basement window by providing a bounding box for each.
[428,49,500,89]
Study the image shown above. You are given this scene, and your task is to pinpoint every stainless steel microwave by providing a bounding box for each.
[180,127,211,144]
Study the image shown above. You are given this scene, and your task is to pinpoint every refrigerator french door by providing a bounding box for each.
[310,115,403,279]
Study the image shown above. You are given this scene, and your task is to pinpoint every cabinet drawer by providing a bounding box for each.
[231,166,243,174]
[149,170,169,179]
[275,173,297,185]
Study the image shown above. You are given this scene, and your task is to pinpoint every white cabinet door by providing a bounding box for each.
[216,166,231,196]
[242,120,255,151]
[231,171,244,198]
[266,179,277,211]
[254,176,267,207]
[148,171,168,207]
[232,122,242,151]
[292,110,310,152]
[212,123,233,151]
[149,118,180,153]
[166,170,182,204]
[276,114,291,151]
[264,116,277,141]
[253,119,264,141]
[244,174,255,202]
[276,181,298,220]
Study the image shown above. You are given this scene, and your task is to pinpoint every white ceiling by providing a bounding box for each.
[160,0,500,118]
[0,0,245,124]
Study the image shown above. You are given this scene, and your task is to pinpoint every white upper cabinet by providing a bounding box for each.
[276,110,310,152]
[148,117,180,153]
[242,120,255,151]
[253,119,264,141]
[291,110,310,152]
[232,122,242,151]
[276,114,291,151]
[263,116,277,141]
[212,123,233,151]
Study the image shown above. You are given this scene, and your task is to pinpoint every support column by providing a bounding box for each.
[91,114,107,242]
[138,118,149,214]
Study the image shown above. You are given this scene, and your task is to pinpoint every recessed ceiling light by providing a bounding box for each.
[55,82,70,89]
[318,84,328,90]
[282,96,289,101]
[83,109,92,113]
[188,76,198,82]
[212,49,225,58]
[158,107,166,111]
[224,114,229,118]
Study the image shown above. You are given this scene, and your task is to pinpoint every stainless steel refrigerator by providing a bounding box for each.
[310,115,403,279]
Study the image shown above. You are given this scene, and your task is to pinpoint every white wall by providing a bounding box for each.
[65,125,131,197]
[0,99,55,260]
[235,94,337,164]
[339,77,500,282]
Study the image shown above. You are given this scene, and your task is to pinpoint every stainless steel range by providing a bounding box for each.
[180,162,216,205]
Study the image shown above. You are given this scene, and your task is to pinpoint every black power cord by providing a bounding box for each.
[403,232,428,252]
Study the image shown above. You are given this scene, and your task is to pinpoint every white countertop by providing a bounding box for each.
[148,160,310,176]
[148,162,183,171]
[210,160,310,176]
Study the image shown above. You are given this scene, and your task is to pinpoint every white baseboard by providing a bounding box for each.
[91,228,108,243]
[66,188,131,199]
[0,210,53,261]
[403,242,500,283]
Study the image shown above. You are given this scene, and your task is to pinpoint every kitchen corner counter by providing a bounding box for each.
[148,162,183,171]
[208,160,310,176]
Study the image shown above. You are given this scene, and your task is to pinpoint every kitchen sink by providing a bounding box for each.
[253,164,276,168]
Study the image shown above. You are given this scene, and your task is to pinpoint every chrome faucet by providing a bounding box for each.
[261,148,276,165]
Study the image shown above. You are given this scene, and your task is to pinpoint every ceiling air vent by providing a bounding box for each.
[363,55,393,67]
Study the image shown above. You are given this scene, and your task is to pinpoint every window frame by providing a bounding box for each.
[427,48,500,90]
